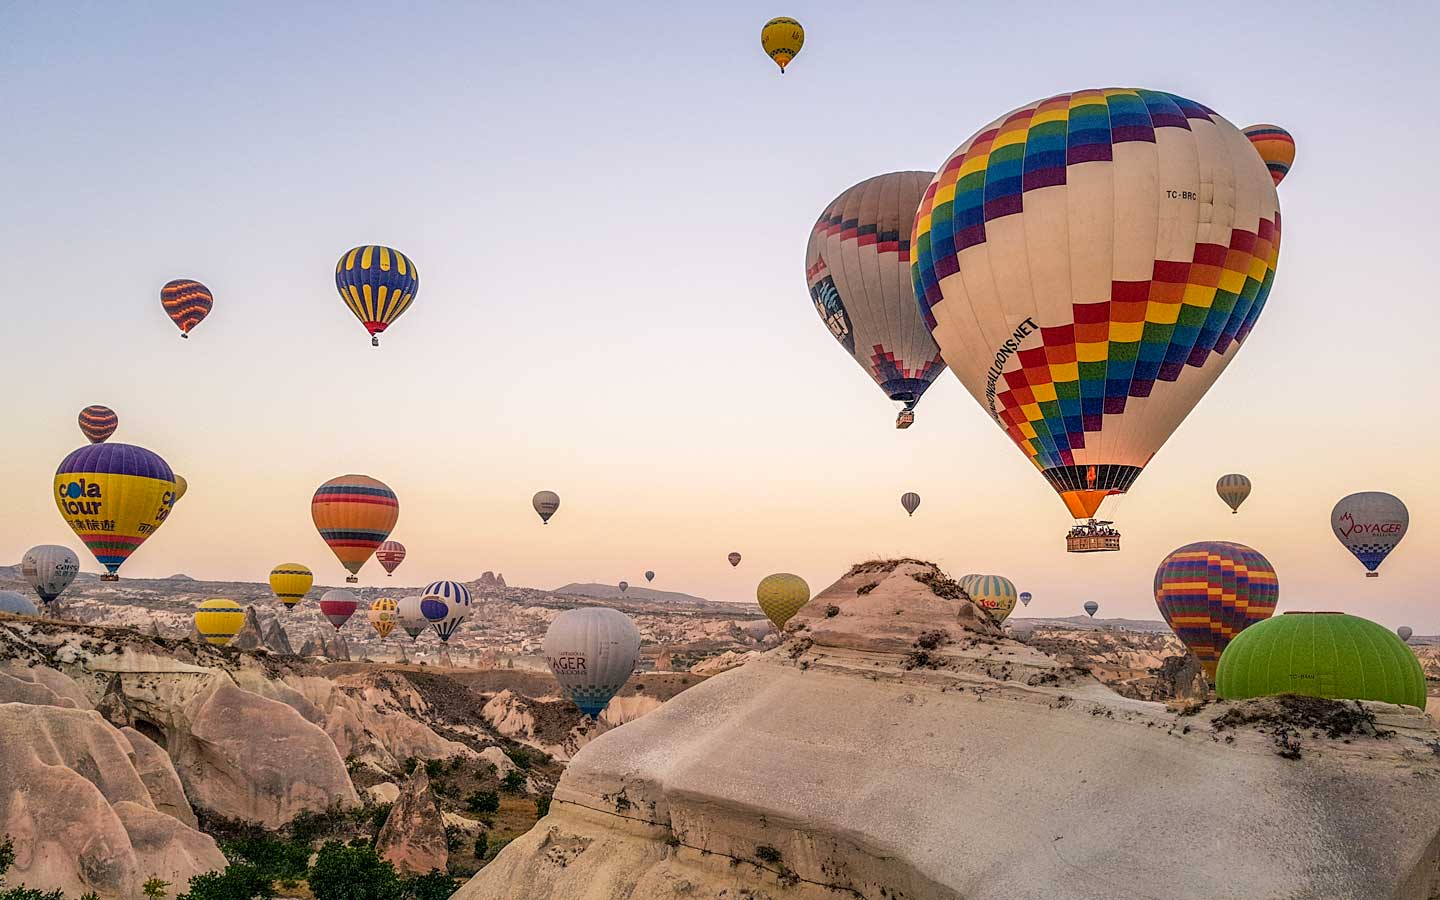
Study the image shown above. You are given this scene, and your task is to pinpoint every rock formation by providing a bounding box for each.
[375,769,448,875]
[456,559,1440,900]
[229,606,296,655]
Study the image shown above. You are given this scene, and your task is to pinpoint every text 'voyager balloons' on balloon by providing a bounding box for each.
[532,491,560,524]
[757,573,809,630]
[760,17,803,73]
[269,563,313,609]
[912,90,1287,547]
[78,406,117,444]
[376,541,406,576]
[335,246,418,347]
[161,279,213,338]
[544,607,641,717]
[1154,541,1278,678]
[195,599,244,646]
[422,580,472,643]
[55,443,177,581]
[807,172,947,429]
[319,589,359,630]
[21,545,79,606]
[1331,492,1408,577]
[311,475,399,583]
[1216,474,1252,513]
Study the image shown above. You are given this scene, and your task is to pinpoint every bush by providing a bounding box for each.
[465,791,499,814]
[443,825,465,854]
[176,865,274,900]
[423,759,445,780]
[500,771,527,794]
[369,803,395,836]
[142,879,170,900]
[308,841,403,900]
[534,794,551,818]
[402,758,419,775]
[401,871,455,900]
[472,833,488,860]
[219,835,312,881]
[287,805,353,845]
[502,747,532,770]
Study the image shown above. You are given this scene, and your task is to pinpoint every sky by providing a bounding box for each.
[1,2,1437,627]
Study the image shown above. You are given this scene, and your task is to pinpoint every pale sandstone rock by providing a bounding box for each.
[375,769,447,875]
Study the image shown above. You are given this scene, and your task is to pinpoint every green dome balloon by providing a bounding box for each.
[1217,612,1425,709]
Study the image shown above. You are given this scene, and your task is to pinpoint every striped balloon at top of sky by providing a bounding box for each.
[160,279,213,338]
[310,475,398,581]
[335,245,419,346]
[911,89,1283,521]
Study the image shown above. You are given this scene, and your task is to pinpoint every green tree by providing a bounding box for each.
[175,865,273,900]
[535,794,551,818]
[307,841,402,900]
[219,835,311,881]
[142,879,170,900]
[464,791,499,815]
[472,833,488,860]
[500,771,526,794]
[401,871,455,900]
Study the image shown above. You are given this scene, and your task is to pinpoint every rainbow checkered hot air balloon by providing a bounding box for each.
[311,475,398,583]
[160,279,213,338]
[335,246,419,347]
[912,90,1285,546]
[54,443,177,580]
[1154,541,1278,678]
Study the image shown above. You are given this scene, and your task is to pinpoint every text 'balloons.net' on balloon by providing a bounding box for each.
[194,599,244,646]
[1216,474,1251,513]
[807,172,947,428]
[912,90,1286,526]
[544,607,641,717]
[335,246,419,347]
[760,17,803,73]
[1154,541,1278,678]
[319,589,359,630]
[311,475,399,583]
[54,443,177,581]
[533,491,560,524]
[1331,491,1408,577]
[78,406,118,444]
[757,573,810,630]
[269,563,313,609]
[21,545,78,606]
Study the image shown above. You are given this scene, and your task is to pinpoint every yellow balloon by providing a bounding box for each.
[966,575,1018,624]
[368,597,398,639]
[195,599,245,647]
[269,563,314,609]
[757,573,810,629]
[761,17,804,73]
[54,443,176,581]
[173,474,188,504]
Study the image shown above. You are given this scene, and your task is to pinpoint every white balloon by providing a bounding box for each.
[396,595,428,640]
[20,545,79,606]
[1331,492,1408,577]
[543,607,640,717]
[0,591,39,617]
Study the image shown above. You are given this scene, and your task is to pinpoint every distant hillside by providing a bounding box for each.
[552,583,711,605]
[1009,615,1171,633]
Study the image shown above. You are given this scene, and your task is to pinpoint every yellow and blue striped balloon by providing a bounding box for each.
[967,575,1018,623]
[335,245,419,347]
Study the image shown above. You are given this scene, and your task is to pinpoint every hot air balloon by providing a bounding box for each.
[172,474,188,504]
[319,589,359,630]
[20,545,78,607]
[967,575,1018,623]
[54,443,177,581]
[760,17,803,73]
[1398,626,1414,643]
[1154,541,1278,678]
[644,570,655,583]
[618,581,629,594]
[368,598,398,639]
[1242,124,1295,186]
[900,492,921,516]
[161,279,213,338]
[311,475,398,583]
[808,173,948,429]
[728,552,742,568]
[543,607,641,717]
[78,406,117,443]
[1216,474,1251,514]
[335,246,419,347]
[1332,492,1408,577]
[376,541,406,576]
[396,595,429,640]
[757,573,809,630]
[912,91,1285,551]
[1018,591,1032,607]
[422,581,471,643]
[194,599,244,646]
[533,491,560,524]
[958,574,982,595]
[269,563,313,609]
[0,591,39,617]
[1083,601,1099,618]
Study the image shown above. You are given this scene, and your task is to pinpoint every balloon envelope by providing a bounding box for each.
[1018,591,1032,607]
[335,246,418,345]
[194,599,244,646]
[0,591,39,617]
[319,589,359,630]
[1398,626,1414,643]
[422,581,472,643]
[311,475,399,581]
[1154,541,1278,677]
[807,173,946,424]
[1331,492,1408,576]
[396,595,428,640]
[1083,601,1099,618]
[968,575,1018,623]
[1242,124,1296,186]
[78,406,117,444]
[269,563,313,609]
[644,570,655,582]
[1216,474,1251,513]
[20,545,79,605]
[161,279,213,338]
[757,573,809,630]
[54,443,176,578]
[618,581,628,594]
[172,474,188,504]
[533,491,560,524]
[900,492,921,516]
[376,541,406,576]
[728,552,742,567]
[544,607,641,717]
[912,90,1283,522]
[760,17,803,72]
[368,598,398,639]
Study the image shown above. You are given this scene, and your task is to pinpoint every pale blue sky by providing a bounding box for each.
[1,2,1437,626]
